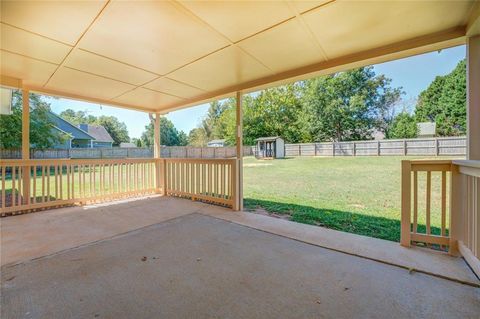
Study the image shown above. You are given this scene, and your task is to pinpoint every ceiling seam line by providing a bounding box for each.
[0,22,75,47]
[0,48,60,66]
[284,2,329,61]
[75,48,162,77]
[42,0,112,88]
[170,0,275,73]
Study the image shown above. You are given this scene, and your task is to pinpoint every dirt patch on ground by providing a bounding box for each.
[243,163,273,168]
[250,207,291,221]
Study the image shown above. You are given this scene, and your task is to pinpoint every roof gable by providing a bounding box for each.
[79,124,114,143]
[48,112,95,140]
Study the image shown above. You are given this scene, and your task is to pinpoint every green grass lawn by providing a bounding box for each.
[243,156,458,242]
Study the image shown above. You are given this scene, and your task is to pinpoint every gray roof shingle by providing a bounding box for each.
[78,124,114,143]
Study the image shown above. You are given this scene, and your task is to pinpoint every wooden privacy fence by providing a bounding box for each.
[284,136,466,157]
[0,158,239,216]
[0,146,253,159]
[401,159,480,277]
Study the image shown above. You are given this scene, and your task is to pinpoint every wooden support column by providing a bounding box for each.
[21,89,30,204]
[153,113,163,194]
[467,35,480,160]
[235,91,243,211]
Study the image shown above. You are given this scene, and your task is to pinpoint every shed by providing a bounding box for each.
[255,137,285,159]
[417,122,436,138]
[207,139,226,147]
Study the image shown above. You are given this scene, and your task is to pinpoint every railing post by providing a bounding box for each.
[401,160,412,247]
[449,163,463,256]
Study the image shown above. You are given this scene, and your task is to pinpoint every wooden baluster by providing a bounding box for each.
[441,171,447,237]
[47,165,51,202]
[11,166,16,207]
[59,164,63,200]
[54,165,58,200]
[1,166,5,211]
[426,171,431,235]
[413,171,418,233]
[17,166,22,206]
[92,164,96,198]
[33,165,37,204]
[41,166,46,202]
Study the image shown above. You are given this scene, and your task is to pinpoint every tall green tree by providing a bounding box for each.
[303,67,402,142]
[0,91,67,149]
[140,116,187,147]
[59,109,130,146]
[387,112,418,139]
[415,59,466,136]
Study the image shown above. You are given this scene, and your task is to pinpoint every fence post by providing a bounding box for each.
[435,138,439,156]
[401,160,412,247]
[353,142,356,156]
[298,144,301,156]
[332,142,335,157]
[403,140,407,156]
[377,141,381,156]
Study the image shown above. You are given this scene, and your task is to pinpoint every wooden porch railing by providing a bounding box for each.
[164,158,237,208]
[0,158,238,216]
[401,159,480,277]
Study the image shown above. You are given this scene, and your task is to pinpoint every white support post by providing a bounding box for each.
[467,35,480,160]
[235,92,243,211]
[153,113,163,194]
[21,89,30,204]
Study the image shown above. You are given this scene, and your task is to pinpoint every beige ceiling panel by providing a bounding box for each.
[144,77,205,99]
[0,1,107,45]
[0,23,71,64]
[79,1,229,75]
[178,0,293,42]
[238,18,324,73]
[289,0,332,14]
[168,46,274,92]
[0,50,58,86]
[65,49,158,86]
[45,67,134,101]
[114,88,184,111]
[303,1,473,59]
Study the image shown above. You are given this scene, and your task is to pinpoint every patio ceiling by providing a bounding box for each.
[1,1,479,113]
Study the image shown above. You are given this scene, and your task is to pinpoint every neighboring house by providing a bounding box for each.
[47,112,114,148]
[78,124,114,148]
[207,139,226,147]
[119,142,136,148]
[417,122,436,138]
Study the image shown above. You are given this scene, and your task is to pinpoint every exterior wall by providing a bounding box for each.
[92,141,113,148]
[71,139,92,148]
[275,138,285,158]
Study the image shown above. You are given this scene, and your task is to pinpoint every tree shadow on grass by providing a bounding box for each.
[244,198,444,243]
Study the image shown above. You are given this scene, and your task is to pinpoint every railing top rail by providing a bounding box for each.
[407,160,453,165]
[453,160,480,169]
[0,158,156,166]
[163,158,237,163]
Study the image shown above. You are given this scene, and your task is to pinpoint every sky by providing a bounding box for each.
[48,45,466,139]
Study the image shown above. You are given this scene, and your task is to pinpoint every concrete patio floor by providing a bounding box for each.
[1,197,479,318]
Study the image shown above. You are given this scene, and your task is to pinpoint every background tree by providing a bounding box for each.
[0,91,67,149]
[303,67,403,142]
[386,112,418,139]
[140,116,187,147]
[415,59,466,136]
[59,109,130,146]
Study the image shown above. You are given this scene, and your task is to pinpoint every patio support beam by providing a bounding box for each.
[153,113,163,194]
[467,35,480,160]
[235,91,243,211]
[22,89,31,204]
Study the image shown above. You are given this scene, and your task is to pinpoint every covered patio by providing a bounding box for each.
[1,1,480,317]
